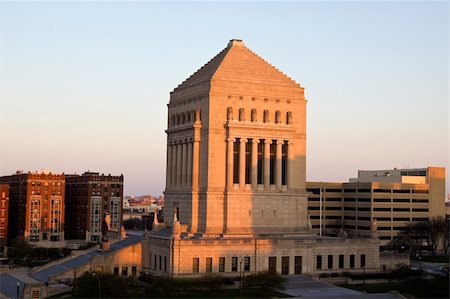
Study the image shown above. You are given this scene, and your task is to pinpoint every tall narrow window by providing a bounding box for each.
[286,111,293,124]
[244,257,250,271]
[270,141,276,184]
[360,254,366,268]
[206,257,212,273]
[232,257,238,272]
[282,141,287,185]
[316,255,322,270]
[245,141,252,184]
[349,255,355,269]
[257,141,264,184]
[275,110,281,123]
[339,255,344,269]
[233,139,240,184]
[269,257,277,273]
[219,257,225,272]
[328,255,333,269]
[193,258,199,273]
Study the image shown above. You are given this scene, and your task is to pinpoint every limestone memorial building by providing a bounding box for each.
[142,39,379,276]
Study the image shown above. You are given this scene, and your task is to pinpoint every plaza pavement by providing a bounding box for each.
[280,275,406,299]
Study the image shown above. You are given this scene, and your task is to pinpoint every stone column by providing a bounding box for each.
[176,141,182,187]
[264,139,271,189]
[239,138,247,189]
[187,139,193,187]
[287,141,294,189]
[171,141,177,187]
[276,140,282,189]
[166,143,172,188]
[227,137,235,190]
[181,141,187,186]
[192,137,200,191]
[251,139,258,189]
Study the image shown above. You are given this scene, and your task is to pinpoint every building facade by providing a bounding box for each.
[306,167,446,247]
[0,184,9,257]
[142,40,379,277]
[0,171,65,247]
[65,172,124,242]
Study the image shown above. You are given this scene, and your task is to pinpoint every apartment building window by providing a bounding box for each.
[219,257,225,272]
[349,255,355,269]
[360,255,366,268]
[328,255,333,269]
[232,257,238,272]
[122,267,128,276]
[339,255,344,269]
[244,257,250,271]
[316,255,322,270]
[193,258,199,273]
[114,267,119,275]
[206,258,212,273]
[132,266,137,276]
[159,256,162,271]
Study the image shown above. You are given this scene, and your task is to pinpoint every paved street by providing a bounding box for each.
[280,275,405,299]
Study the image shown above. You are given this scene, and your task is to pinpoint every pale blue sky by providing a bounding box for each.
[0,1,448,197]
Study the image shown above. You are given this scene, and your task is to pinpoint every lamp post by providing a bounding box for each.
[16,282,20,299]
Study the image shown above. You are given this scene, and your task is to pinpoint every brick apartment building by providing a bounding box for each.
[65,172,124,242]
[0,171,65,247]
[0,184,9,257]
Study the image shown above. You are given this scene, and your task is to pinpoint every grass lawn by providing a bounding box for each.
[339,277,449,299]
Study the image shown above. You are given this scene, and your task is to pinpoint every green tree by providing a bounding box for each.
[73,272,129,298]
[244,271,287,298]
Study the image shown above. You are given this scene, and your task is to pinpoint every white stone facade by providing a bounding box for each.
[142,39,380,277]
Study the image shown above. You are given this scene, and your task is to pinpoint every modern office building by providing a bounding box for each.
[307,167,446,247]
[65,172,123,242]
[65,172,124,242]
[0,171,65,247]
[0,184,9,257]
[142,39,379,277]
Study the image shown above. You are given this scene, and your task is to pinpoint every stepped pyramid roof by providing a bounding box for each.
[173,39,301,92]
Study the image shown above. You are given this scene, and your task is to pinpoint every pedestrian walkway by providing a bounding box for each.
[280,275,405,299]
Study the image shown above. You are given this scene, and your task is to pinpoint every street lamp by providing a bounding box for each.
[16,282,20,299]
[92,272,101,299]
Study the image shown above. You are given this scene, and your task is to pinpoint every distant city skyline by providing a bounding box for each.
[0,1,448,196]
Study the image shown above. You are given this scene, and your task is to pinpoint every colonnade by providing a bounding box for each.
[226,138,294,190]
[166,138,200,190]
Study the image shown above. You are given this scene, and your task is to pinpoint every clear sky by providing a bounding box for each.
[0,1,448,197]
